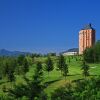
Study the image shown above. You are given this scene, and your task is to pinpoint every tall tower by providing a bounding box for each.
[79,24,95,54]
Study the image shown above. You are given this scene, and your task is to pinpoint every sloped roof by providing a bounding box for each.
[82,24,94,30]
[67,48,79,52]
[61,48,79,54]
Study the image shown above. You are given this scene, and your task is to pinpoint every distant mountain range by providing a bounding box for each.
[0,49,31,56]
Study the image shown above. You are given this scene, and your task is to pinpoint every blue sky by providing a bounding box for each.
[0,0,100,53]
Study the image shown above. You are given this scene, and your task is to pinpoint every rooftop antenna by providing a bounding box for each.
[89,23,92,27]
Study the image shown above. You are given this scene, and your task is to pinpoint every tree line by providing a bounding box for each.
[84,40,100,63]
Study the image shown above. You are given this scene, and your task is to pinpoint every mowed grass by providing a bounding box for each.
[0,56,100,97]
[35,56,100,96]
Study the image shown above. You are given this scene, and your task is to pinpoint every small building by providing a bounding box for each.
[61,48,79,56]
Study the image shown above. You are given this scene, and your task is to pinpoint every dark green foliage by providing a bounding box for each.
[81,61,89,77]
[8,62,47,100]
[0,53,100,100]
[45,56,54,76]
[37,62,42,72]
[22,58,29,75]
[7,69,15,82]
[83,47,94,63]
[47,53,56,56]
[8,84,28,99]
[57,55,68,77]
[51,83,74,100]
[84,41,100,63]
[31,53,42,58]
[0,58,16,82]
[57,55,65,74]
[51,77,100,100]
[17,55,25,66]
[62,63,68,80]
[68,58,71,63]
[16,55,29,75]
[0,93,15,100]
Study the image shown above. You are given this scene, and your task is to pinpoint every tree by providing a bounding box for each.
[7,69,15,82]
[83,41,100,63]
[68,58,71,63]
[36,62,43,74]
[1,58,16,82]
[62,63,68,81]
[47,53,56,56]
[22,58,29,75]
[51,77,100,100]
[57,54,66,75]
[81,61,90,77]
[45,56,54,77]
[51,83,73,100]
[16,55,29,75]
[8,62,46,100]
[17,55,25,66]
[83,47,94,63]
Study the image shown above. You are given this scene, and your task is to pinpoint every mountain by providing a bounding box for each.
[0,49,31,56]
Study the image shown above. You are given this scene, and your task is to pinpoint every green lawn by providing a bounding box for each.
[0,56,100,98]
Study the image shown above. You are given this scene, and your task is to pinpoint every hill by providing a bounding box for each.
[0,49,31,56]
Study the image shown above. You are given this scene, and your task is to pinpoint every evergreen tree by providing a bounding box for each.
[1,58,16,82]
[16,55,29,75]
[8,61,46,100]
[62,63,68,80]
[45,56,54,76]
[23,58,29,75]
[17,55,25,66]
[7,69,15,82]
[57,54,66,75]
[83,41,100,63]
[36,62,43,75]
[81,61,90,77]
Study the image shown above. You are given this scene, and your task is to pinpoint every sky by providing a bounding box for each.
[0,0,100,54]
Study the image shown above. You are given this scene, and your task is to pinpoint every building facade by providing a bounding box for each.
[79,24,95,54]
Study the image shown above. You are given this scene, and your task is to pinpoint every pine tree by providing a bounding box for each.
[23,58,29,75]
[8,61,46,100]
[81,61,90,77]
[63,63,68,81]
[57,54,66,75]
[45,56,54,77]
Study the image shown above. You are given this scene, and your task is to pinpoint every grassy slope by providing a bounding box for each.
[43,56,100,96]
[0,56,100,97]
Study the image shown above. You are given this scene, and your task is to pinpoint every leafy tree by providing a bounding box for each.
[45,56,54,76]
